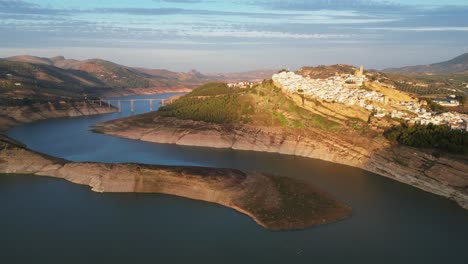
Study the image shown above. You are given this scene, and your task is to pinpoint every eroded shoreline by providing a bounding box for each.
[0,135,351,230]
[94,116,468,210]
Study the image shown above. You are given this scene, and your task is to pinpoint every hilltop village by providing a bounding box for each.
[272,67,468,131]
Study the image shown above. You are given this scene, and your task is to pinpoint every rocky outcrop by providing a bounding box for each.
[95,116,468,210]
[0,136,351,231]
[0,101,117,132]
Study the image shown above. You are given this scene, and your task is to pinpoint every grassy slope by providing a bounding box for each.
[157,81,352,132]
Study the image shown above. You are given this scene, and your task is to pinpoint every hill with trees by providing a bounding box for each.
[384,53,468,74]
[5,55,211,91]
[0,59,107,99]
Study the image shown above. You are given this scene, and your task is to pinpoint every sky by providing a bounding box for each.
[0,0,467,72]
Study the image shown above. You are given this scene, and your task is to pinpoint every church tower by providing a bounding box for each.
[355,65,364,78]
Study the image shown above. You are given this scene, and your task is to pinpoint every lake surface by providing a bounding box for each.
[2,94,468,263]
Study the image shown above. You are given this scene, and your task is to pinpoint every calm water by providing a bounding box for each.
[2,94,468,263]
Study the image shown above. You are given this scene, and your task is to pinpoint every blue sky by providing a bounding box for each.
[0,0,467,72]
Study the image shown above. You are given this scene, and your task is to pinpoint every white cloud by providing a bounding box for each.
[365,27,468,32]
[175,30,353,39]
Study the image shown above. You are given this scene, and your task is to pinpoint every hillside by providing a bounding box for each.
[95,74,468,210]
[1,55,218,101]
[155,81,358,131]
[5,55,210,90]
[5,55,56,66]
[384,53,468,74]
[0,59,107,99]
[297,64,357,79]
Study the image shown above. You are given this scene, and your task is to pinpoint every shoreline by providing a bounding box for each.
[0,135,352,231]
[94,116,468,210]
[0,101,118,133]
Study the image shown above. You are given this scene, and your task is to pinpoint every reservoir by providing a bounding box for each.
[2,94,468,263]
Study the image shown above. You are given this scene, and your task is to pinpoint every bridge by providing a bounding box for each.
[88,98,176,112]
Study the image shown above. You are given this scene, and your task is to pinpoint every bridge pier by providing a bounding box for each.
[118,100,121,112]
[130,100,135,112]
[149,100,153,111]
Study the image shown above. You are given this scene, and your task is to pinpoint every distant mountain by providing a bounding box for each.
[1,55,280,100]
[1,55,220,99]
[208,69,278,82]
[384,53,468,74]
[0,59,107,98]
[6,55,56,66]
[5,55,211,90]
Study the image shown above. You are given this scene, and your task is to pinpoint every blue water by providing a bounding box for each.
[2,93,468,263]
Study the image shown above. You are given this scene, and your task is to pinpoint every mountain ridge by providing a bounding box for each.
[384,53,468,74]
[1,55,215,99]
[5,55,277,81]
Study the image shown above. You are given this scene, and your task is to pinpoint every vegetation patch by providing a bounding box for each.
[385,123,468,154]
[273,112,288,126]
[158,95,250,124]
[186,82,234,97]
[420,98,447,113]
[309,115,339,131]
[157,80,344,132]
[242,176,351,230]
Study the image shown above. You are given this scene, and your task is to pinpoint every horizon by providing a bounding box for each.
[0,0,467,72]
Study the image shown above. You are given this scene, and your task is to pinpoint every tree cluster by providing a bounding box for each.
[158,94,252,124]
[187,83,233,97]
[384,123,468,154]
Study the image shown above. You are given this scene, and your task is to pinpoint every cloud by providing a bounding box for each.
[92,7,302,19]
[0,0,467,72]
[365,27,468,31]
[0,0,68,15]
[175,30,353,39]
[239,0,406,12]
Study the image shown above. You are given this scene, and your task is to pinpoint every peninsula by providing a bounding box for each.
[94,66,468,210]
[0,135,351,231]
